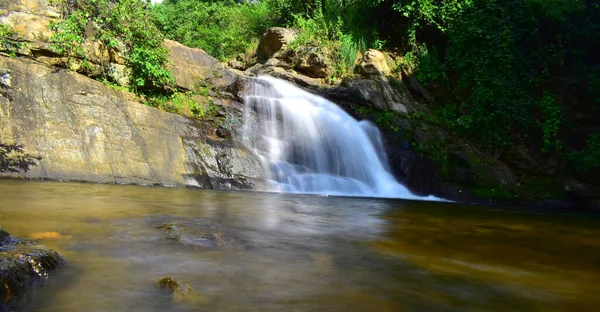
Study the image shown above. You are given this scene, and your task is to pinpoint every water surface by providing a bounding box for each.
[0,180,599,311]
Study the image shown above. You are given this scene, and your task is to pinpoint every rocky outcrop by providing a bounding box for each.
[0,56,264,188]
[0,0,265,189]
[0,227,65,311]
[165,39,237,93]
[0,0,58,43]
[0,0,129,79]
[248,27,333,79]
[356,49,396,77]
[331,76,427,115]
[256,27,298,59]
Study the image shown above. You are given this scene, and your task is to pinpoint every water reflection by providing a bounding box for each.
[0,180,599,311]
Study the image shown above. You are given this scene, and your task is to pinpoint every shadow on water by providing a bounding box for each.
[0,180,599,311]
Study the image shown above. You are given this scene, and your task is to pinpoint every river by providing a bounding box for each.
[0,180,599,311]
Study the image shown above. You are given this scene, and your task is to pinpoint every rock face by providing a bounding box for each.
[0,56,264,188]
[0,0,264,189]
[0,0,59,43]
[0,227,65,311]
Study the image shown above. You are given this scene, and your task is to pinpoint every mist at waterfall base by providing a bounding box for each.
[241,76,440,201]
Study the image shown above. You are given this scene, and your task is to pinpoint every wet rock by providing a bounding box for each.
[324,76,426,116]
[257,27,298,59]
[156,276,203,303]
[252,66,322,88]
[564,179,600,207]
[0,227,65,311]
[215,127,232,139]
[156,220,229,250]
[183,139,265,190]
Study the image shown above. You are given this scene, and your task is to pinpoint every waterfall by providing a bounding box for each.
[242,76,439,200]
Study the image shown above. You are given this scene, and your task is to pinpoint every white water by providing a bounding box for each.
[242,76,439,200]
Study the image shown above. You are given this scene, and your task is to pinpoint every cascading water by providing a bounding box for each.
[242,76,439,200]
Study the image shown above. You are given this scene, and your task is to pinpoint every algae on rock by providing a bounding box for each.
[0,227,65,311]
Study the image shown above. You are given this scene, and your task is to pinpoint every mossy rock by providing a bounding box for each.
[0,227,66,311]
[155,276,204,303]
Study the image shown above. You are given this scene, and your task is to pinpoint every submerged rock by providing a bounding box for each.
[156,219,229,250]
[155,276,204,304]
[0,227,65,311]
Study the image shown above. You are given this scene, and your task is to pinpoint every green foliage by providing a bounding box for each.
[356,106,401,132]
[145,88,222,119]
[49,10,87,57]
[49,0,172,93]
[151,0,280,60]
[539,93,563,153]
[283,0,386,81]
[99,77,129,92]
[392,0,598,165]
[568,134,600,172]
[401,44,445,86]
[0,24,23,56]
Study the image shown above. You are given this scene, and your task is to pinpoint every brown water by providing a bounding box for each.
[1,180,599,312]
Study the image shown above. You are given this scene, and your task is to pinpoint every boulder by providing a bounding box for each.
[257,27,298,59]
[356,49,396,76]
[0,227,65,311]
[164,39,239,94]
[290,46,332,78]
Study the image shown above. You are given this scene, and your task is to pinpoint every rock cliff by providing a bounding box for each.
[0,55,264,188]
[0,0,265,188]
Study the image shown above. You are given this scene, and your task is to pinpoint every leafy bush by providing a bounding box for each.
[0,24,23,56]
[49,0,172,93]
[151,0,281,60]
[392,0,599,162]
[568,134,600,172]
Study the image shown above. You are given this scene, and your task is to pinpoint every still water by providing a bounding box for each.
[1,180,599,311]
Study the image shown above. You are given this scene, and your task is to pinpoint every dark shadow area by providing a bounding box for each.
[0,142,41,173]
